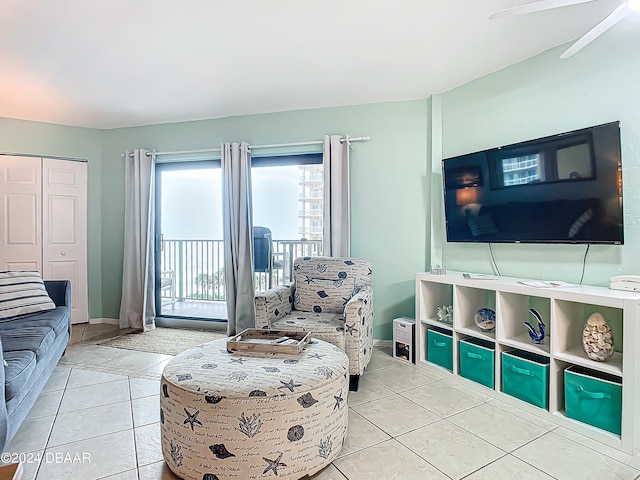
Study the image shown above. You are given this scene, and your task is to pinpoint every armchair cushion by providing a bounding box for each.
[293,257,372,314]
[271,313,346,351]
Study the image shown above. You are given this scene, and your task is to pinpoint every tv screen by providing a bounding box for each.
[442,122,623,244]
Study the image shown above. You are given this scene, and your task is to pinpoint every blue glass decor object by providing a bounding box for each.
[474,308,495,332]
[524,308,546,344]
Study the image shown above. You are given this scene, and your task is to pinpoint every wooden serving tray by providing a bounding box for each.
[227,329,311,355]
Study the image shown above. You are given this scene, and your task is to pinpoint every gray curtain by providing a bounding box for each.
[323,135,351,256]
[119,149,156,331]
[222,142,255,335]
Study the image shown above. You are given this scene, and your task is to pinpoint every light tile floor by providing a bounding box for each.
[4,323,640,479]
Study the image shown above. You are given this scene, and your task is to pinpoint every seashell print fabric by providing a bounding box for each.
[254,257,374,377]
[160,338,349,480]
[254,284,295,327]
[270,312,346,350]
[293,257,372,314]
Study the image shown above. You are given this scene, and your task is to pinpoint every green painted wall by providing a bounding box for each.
[435,34,640,285]
[101,100,429,340]
[6,32,636,339]
[0,117,102,318]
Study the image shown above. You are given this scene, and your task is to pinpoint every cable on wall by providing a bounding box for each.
[579,244,590,285]
[488,243,502,276]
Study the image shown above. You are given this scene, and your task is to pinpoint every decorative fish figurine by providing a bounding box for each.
[524,308,545,344]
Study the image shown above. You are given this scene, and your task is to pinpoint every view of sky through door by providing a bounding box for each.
[161,166,303,240]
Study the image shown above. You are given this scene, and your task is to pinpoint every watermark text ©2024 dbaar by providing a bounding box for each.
[1,451,91,464]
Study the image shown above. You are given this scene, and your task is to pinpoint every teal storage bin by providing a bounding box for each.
[502,349,550,409]
[565,365,622,435]
[459,337,495,388]
[427,327,453,371]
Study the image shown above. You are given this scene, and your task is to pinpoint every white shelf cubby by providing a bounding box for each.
[415,270,640,455]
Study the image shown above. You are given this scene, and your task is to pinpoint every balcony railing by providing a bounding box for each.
[159,238,323,303]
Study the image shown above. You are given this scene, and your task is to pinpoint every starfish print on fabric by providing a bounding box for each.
[308,353,324,360]
[278,379,302,393]
[333,391,344,411]
[262,452,287,476]
[230,357,245,364]
[315,366,333,380]
[183,408,203,431]
[345,323,358,335]
[303,275,314,284]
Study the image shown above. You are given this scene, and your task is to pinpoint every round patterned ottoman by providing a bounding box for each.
[160,337,349,480]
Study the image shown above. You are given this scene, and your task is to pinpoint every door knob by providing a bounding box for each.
[60,251,67,256]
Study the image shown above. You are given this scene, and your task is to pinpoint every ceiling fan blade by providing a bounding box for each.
[560,3,629,58]
[490,0,599,19]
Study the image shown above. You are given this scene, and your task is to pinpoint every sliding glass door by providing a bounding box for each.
[153,153,324,321]
[251,154,324,290]
[155,161,227,321]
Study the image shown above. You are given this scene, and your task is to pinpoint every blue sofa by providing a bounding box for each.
[0,280,71,452]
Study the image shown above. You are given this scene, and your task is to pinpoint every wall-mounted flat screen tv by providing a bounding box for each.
[442,121,623,244]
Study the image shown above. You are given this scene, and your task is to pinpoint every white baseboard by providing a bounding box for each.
[89,318,119,325]
[373,339,392,348]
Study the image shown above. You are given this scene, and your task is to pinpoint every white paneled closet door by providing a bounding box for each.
[42,158,88,324]
[0,155,42,271]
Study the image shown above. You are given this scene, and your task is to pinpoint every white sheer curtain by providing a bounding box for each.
[323,134,351,256]
[222,142,255,336]
[119,149,156,331]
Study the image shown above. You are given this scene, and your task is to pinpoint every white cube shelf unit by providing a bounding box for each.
[416,271,640,454]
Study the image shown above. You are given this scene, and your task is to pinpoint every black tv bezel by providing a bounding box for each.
[442,121,623,245]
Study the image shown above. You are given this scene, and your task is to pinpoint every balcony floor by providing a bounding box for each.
[159,299,227,320]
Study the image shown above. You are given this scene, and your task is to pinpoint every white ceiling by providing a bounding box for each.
[0,0,631,129]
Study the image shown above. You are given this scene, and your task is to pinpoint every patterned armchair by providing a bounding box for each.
[255,257,374,391]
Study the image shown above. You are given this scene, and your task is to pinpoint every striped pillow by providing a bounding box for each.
[0,271,56,320]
